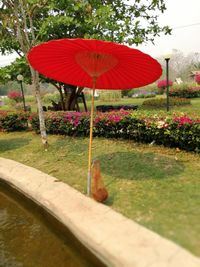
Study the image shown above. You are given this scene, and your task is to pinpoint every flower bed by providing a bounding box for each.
[1,110,200,152]
[126,111,200,152]
[0,111,29,131]
[29,111,90,136]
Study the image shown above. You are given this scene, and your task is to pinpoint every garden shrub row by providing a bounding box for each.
[142,97,191,107]
[29,111,90,136]
[169,87,200,98]
[29,110,200,152]
[0,111,29,131]
[0,110,200,152]
[95,111,200,152]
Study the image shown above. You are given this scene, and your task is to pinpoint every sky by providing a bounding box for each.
[138,0,200,57]
[0,0,200,67]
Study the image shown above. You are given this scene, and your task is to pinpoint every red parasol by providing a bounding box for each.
[28,38,162,195]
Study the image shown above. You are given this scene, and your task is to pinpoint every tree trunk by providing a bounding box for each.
[30,67,48,146]
[58,86,65,111]
[70,86,84,111]
[63,84,84,111]
[51,83,86,111]
[63,84,77,110]
[53,83,65,111]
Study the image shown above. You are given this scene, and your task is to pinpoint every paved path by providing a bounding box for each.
[0,157,200,267]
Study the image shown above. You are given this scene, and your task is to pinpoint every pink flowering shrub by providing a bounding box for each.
[157,80,173,94]
[94,110,130,138]
[173,116,193,126]
[28,110,200,152]
[169,86,200,98]
[195,74,200,85]
[0,111,28,131]
[30,111,90,136]
[7,91,23,103]
[95,110,130,124]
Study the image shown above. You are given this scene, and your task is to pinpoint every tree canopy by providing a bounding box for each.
[0,0,171,56]
[0,0,171,111]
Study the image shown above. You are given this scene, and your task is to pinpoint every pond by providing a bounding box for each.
[0,182,104,267]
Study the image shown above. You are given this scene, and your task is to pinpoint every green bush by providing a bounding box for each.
[127,112,200,152]
[28,110,200,153]
[42,93,61,104]
[169,85,200,98]
[0,111,28,131]
[25,95,35,103]
[29,111,90,136]
[1,110,199,152]
[142,97,190,107]
[99,90,121,102]
[121,89,133,97]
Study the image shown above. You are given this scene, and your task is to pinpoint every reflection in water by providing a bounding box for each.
[0,189,96,267]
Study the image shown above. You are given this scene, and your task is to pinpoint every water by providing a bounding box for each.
[0,184,104,267]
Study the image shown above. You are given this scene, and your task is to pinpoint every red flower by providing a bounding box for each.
[173,116,193,126]
[7,91,22,103]
[195,74,200,84]
[157,80,173,89]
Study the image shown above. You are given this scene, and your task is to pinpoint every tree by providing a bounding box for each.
[0,0,171,140]
[0,0,49,145]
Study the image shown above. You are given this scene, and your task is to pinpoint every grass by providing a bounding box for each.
[2,95,200,114]
[0,131,200,256]
[81,96,200,114]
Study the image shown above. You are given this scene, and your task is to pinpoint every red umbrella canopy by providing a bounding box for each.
[28,38,162,89]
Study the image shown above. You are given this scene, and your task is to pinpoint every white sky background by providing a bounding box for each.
[137,0,200,57]
[0,0,200,67]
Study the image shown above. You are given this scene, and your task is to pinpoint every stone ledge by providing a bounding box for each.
[0,157,200,267]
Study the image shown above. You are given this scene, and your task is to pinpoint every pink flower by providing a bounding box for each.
[157,80,173,89]
[119,109,130,115]
[195,74,200,85]
[7,91,22,103]
[107,114,122,122]
[173,116,193,126]
[190,86,200,91]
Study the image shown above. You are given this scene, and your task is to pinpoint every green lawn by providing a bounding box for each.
[0,131,200,256]
[1,95,200,114]
[81,96,200,114]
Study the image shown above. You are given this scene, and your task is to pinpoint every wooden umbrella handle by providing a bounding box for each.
[87,77,96,196]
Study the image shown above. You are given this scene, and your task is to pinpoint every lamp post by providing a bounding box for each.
[17,74,26,111]
[164,52,171,112]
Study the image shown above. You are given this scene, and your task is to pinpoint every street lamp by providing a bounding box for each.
[17,74,26,111]
[163,51,172,112]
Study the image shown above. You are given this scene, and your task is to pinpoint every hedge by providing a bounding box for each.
[28,110,200,153]
[142,97,191,107]
[169,87,200,98]
[0,110,199,152]
[29,111,90,136]
[0,111,29,132]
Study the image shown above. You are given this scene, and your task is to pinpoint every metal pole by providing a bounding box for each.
[20,81,26,111]
[166,58,170,112]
